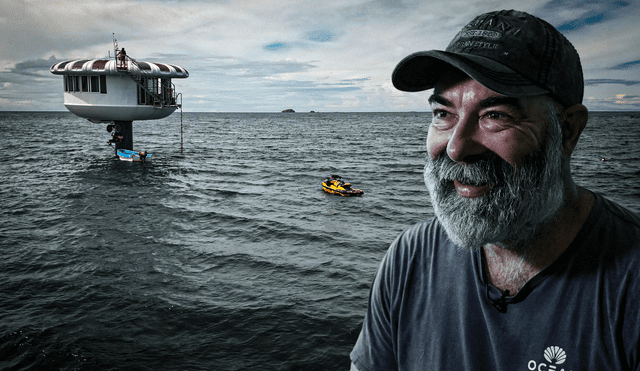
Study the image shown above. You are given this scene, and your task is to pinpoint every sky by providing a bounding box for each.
[1,0,639,112]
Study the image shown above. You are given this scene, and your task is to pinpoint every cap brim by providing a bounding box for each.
[392,50,549,97]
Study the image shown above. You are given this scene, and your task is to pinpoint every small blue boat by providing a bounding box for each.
[116,149,152,162]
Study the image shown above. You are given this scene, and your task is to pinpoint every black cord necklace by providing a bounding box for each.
[485,282,510,313]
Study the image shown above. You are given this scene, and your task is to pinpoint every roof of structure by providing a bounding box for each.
[50,59,189,78]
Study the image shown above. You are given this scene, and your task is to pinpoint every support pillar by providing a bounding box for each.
[114,120,133,155]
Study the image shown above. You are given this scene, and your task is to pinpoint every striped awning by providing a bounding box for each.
[50,59,188,78]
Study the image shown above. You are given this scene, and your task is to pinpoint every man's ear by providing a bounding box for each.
[561,104,589,158]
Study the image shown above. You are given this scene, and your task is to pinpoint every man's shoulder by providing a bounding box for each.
[393,218,448,249]
[584,193,640,269]
[597,193,640,230]
[590,193,640,252]
[401,218,442,235]
[383,218,460,266]
[374,218,474,304]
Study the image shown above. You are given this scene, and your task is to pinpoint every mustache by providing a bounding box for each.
[428,153,514,187]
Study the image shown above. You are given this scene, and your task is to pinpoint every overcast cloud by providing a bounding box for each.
[1,0,638,112]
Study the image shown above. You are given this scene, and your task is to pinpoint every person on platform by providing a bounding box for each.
[350,9,640,371]
[118,47,127,68]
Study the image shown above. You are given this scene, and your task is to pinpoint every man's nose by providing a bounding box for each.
[446,117,486,163]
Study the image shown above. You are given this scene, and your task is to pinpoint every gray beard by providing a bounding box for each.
[424,119,565,251]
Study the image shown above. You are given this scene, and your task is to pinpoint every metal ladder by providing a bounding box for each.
[117,53,179,109]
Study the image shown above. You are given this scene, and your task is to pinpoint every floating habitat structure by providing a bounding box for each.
[50,41,189,158]
[322,175,364,196]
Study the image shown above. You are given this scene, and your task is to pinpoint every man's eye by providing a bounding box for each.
[485,111,511,120]
[433,110,449,119]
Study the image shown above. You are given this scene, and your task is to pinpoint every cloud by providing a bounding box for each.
[0,56,65,88]
[11,56,65,77]
[611,60,640,70]
[0,56,63,110]
[540,0,631,31]
[307,29,336,43]
[557,12,606,31]
[263,27,338,53]
[1,0,639,112]
[618,94,639,99]
[585,79,640,86]
[263,78,363,93]
[197,57,318,78]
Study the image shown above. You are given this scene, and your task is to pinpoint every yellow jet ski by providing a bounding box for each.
[322,175,364,196]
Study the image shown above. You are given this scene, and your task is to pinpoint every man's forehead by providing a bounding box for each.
[429,93,523,111]
[429,70,550,111]
[430,71,515,106]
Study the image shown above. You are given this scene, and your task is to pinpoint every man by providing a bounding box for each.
[350,9,639,371]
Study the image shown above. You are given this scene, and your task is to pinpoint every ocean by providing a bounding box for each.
[1,111,639,370]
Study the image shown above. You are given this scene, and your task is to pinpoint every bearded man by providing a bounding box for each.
[350,10,640,371]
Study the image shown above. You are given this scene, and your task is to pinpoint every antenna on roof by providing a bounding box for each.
[112,33,120,58]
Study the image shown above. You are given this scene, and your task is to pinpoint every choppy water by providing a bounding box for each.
[1,111,639,370]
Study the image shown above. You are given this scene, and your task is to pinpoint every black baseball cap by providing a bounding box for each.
[392,10,584,108]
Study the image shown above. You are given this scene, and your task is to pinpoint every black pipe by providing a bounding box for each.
[113,120,133,155]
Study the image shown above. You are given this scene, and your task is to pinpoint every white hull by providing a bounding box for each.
[66,103,176,121]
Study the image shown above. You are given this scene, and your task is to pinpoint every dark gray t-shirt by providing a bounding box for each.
[351,193,640,371]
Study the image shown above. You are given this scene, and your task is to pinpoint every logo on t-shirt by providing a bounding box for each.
[527,346,572,371]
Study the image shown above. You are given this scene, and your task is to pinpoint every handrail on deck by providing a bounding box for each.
[114,48,180,109]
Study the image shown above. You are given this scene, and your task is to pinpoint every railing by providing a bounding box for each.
[115,50,180,109]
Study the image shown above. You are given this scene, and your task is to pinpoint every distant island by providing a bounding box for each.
[280,109,319,113]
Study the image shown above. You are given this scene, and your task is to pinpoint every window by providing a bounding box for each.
[161,78,169,100]
[66,76,74,92]
[81,76,88,92]
[74,76,80,92]
[138,77,146,104]
[149,78,158,95]
[90,76,99,92]
[100,75,107,94]
[64,76,68,92]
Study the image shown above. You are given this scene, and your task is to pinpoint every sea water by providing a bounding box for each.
[1,111,639,370]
